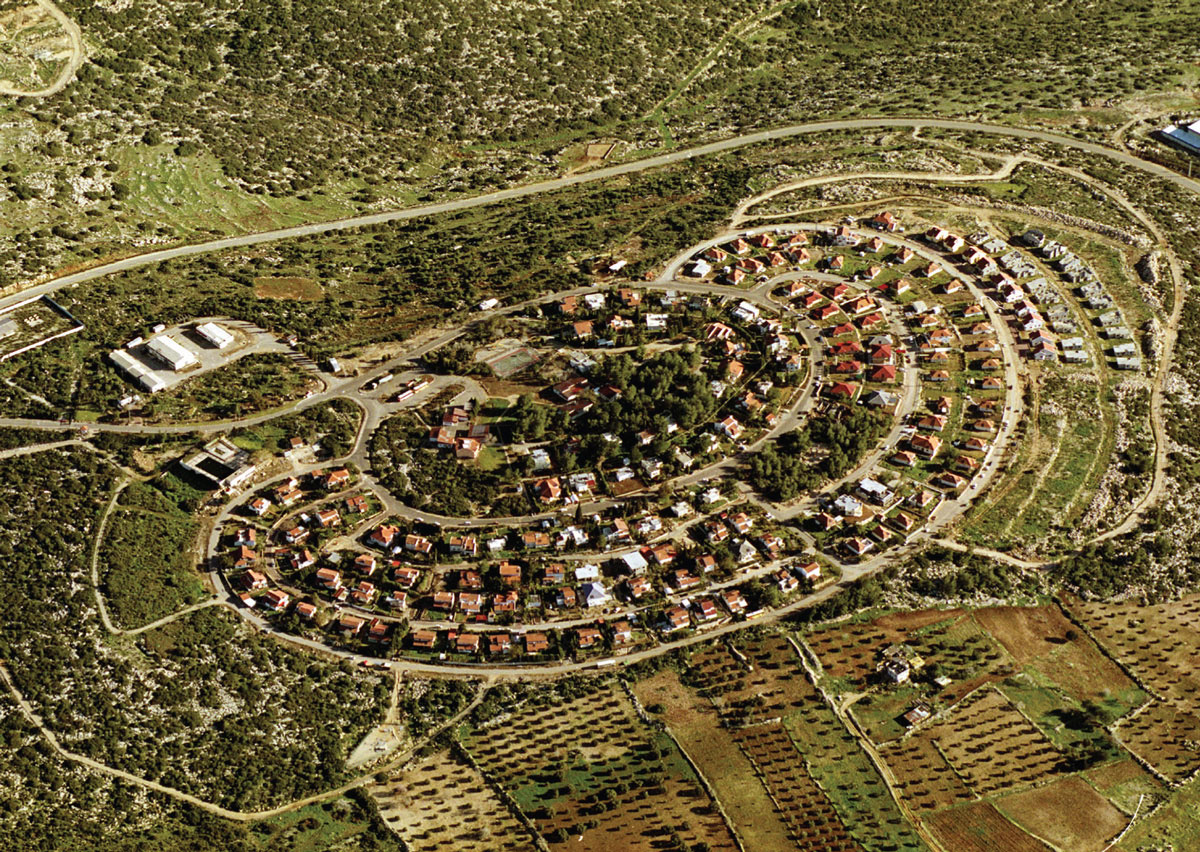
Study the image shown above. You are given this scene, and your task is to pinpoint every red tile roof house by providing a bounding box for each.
[722,589,748,614]
[458,592,484,615]
[351,581,377,606]
[456,632,481,654]
[432,591,456,611]
[728,512,754,534]
[411,629,438,650]
[324,468,351,490]
[316,567,342,590]
[392,566,420,588]
[296,601,318,621]
[673,569,701,591]
[263,589,291,613]
[872,211,900,231]
[316,508,341,528]
[611,621,633,644]
[489,633,513,655]
[749,233,775,249]
[368,525,399,550]
[498,561,522,586]
[576,626,602,649]
[868,364,897,383]
[934,472,968,490]
[249,497,271,516]
[889,276,912,295]
[368,619,389,644]
[626,576,652,599]
[289,549,316,571]
[525,633,549,654]
[828,381,858,399]
[535,477,562,502]
[338,614,366,636]
[910,434,942,459]
[240,570,268,591]
[405,534,433,555]
[663,606,690,633]
[694,598,719,622]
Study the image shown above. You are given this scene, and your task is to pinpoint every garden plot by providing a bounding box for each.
[684,636,927,852]
[461,685,736,851]
[632,670,795,852]
[930,687,1065,798]
[367,748,533,852]
[1067,593,1200,781]
[998,775,1128,852]
[926,802,1051,852]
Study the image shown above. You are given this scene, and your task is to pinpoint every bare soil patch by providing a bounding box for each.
[999,775,1127,852]
[253,276,323,300]
[927,801,1051,852]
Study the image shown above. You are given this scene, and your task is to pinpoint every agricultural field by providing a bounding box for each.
[997,776,1129,852]
[633,669,796,852]
[926,687,1065,798]
[367,748,533,852]
[1066,592,1200,782]
[926,802,1051,852]
[680,635,928,852]
[461,683,736,851]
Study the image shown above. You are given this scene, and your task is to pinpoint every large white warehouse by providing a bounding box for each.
[146,334,198,371]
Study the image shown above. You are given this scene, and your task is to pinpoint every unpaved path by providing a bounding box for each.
[0,0,84,97]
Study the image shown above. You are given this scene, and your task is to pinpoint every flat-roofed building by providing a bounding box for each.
[195,322,234,349]
[146,334,197,371]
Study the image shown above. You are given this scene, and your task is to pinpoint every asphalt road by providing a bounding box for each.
[4,118,1198,319]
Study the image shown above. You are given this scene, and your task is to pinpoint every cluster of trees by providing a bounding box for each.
[58,0,740,192]
[98,485,204,629]
[583,349,714,440]
[749,406,889,500]
[370,411,530,517]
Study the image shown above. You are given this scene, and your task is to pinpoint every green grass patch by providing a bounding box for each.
[97,498,204,630]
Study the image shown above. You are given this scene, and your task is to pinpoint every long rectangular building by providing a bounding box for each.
[146,334,198,371]
[109,349,167,393]
[1162,119,1200,156]
[195,322,234,349]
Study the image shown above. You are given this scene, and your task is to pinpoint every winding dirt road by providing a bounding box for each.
[0,0,84,98]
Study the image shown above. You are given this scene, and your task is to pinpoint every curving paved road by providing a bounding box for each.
[3,118,1198,318]
[2,115,1195,824]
